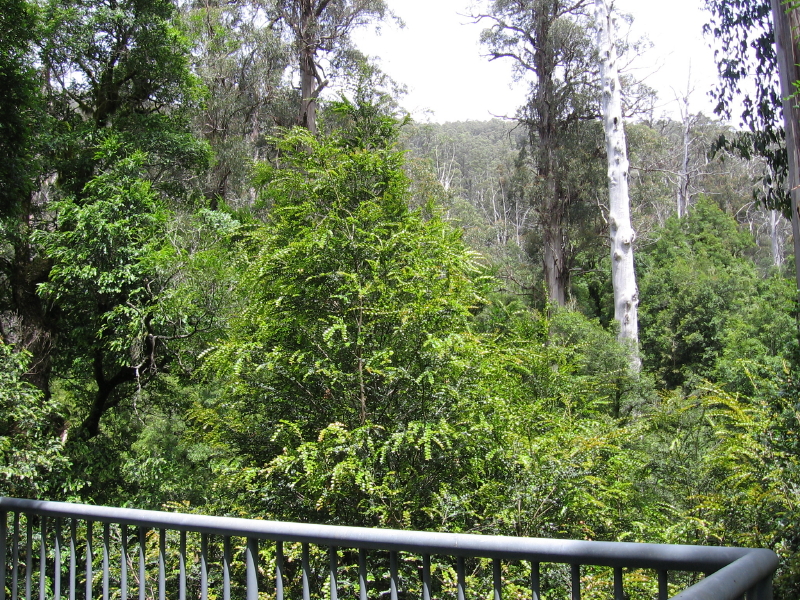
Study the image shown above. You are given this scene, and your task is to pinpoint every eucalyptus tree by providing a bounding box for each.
[705,0,800,294]
[270,0,395,134]
[595,0,638,368]
[477,0,600,306]
[183,0,294,208]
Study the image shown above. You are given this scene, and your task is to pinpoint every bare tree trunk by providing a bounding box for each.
[678,77,692,218]
[771,0,800,301]
[297,0,327,134]
[596,0,639,369]
[771,209,784,268]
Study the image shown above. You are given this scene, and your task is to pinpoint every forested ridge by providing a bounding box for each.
[3,0,800,597]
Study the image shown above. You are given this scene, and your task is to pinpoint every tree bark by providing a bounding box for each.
[9,195,55,398]
[532,3,569,306]
[296,0,327,134]
[595,0,639,369]
[678,86,691,218]
[770,0,800,299]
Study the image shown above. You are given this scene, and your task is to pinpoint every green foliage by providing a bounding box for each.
[0,0,38,217]
[37,144,167,390]
[638,197,794,390]
[0,344,72,497]
[209,124,492,439]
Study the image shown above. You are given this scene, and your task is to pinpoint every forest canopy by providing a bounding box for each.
[2,0,800,597]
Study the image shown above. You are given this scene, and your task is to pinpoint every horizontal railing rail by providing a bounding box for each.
[0,497,778,600]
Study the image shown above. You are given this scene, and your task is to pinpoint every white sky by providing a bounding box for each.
[349,0,721,123]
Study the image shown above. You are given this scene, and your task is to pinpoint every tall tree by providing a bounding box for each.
[183,0,294,208]
[2,0,211,414]
[705,0,800,296]
[271,0,393,134]
[478,0,598,306]
[770,0,800,294]
[595,0,638,368]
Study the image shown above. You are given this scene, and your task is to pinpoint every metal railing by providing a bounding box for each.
[0,497,778,600]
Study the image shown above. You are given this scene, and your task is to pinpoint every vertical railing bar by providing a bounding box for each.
[138,527,145,600]
[531,561,540,600]
[329,546,338,600]
[301,543,310,600]
[570,564,580,600]
[275,541,284,600]
[68,520,76,600]
[422,554,431,600]
[389,551,398,600]
[456,556,465,600]
[158,530,165,600]
[613,567,623,600]
[492,558,501,600]
[103,522,109,600]
[54,519,61,600]
[757,575,773,600]
[38,517,46,600]
[200,534,208,600]
[358,549,367,600]
[179,531,186,600]
[25,517,31,600]
[0,512,6,600]
[246,538,258,600]
[223,536,231,600]
[85,521,92,600]
[120,525,127,600]
[658,570,668,600]
[11,514,19,600]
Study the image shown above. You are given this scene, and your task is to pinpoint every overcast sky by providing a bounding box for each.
[349,0,721,123]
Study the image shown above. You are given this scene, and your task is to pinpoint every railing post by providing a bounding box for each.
[11,514,19,600]
[530,561,540,600]
[0,512,6,600]
[658,570,668,600]
[158,530,165,600]
[25,517,31,600]
[39,517,46,600]
[103,522,109,600]
[200,534,208,600]
[223,536,231,600]
[301,543,310,600]
[751,575,773,600]
[493,558,502,600]
[571,564,580,600]
[275,541,284,600]
[120,525,127,600]
[138,527,145,600]
[389,551,398,600]
[329,546,338,600]
[422,554,431,600]
[456,556,465,600]
[85,521,92,600]
[358,548,367,600]
[613,567,623,600]
[68,520,75,600]
[53,519,61,600]
[179,531,186,600]
[246,537,258,600]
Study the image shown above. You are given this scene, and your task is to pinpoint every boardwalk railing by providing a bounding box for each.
[0,497,778,600]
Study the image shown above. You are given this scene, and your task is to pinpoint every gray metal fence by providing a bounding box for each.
[0,497,778,600]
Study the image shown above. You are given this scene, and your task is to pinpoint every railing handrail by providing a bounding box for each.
[0,497,777,576]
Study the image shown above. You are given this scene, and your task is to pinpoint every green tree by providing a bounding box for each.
[477,0,601,306]
[271,0,395,134]
[638,197,794,390]
[0,0,38,219]
[0,343,71,498]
